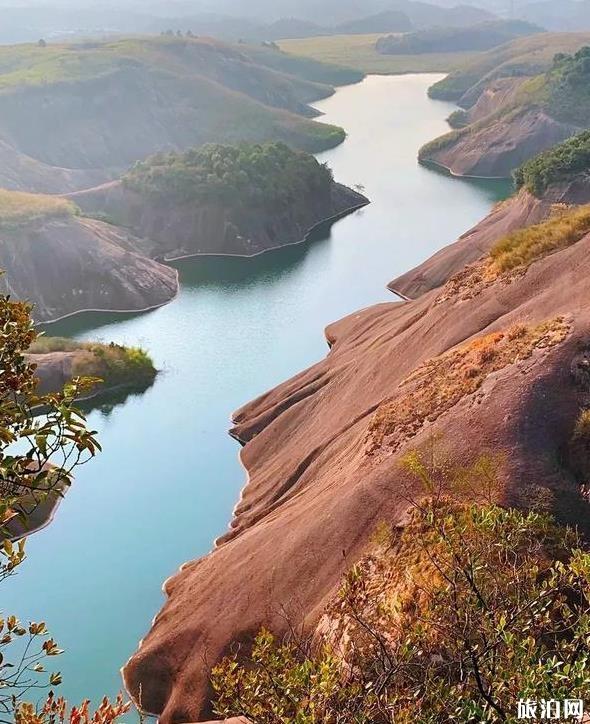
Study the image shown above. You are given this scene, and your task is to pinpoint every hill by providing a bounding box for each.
[280,34,480,74]
[428,31,590,103]
[376,20,543,55]
[420,39,590,178]
[0,36,354,194]
[122,140,590,723]
[519,0,590,32]
[0,144,367,322]
[0,190,178,323]
[68,142,368,259]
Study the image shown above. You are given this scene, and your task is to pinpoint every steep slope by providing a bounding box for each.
[0,37,350,193]
[123,191,590,723]
[0,193,178,323]
[398,131,590,298]
[428,32,590,103]
[420,43,590,178]
[67,143,368,260]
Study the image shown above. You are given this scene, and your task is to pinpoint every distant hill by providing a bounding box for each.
[428,32,590,102]
[519,1,590,32]
[0,36,359,193]
[0,1,495,45]
[377,19,543,55]
[420,38,590,178]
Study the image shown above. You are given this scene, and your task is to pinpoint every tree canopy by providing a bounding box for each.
[514,130,590,196]
[123,142,334,209]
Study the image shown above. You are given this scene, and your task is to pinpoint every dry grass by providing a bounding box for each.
[0,190,75,228]
[437,204,590,306]
[490,204,590,273]
[570,408,590,482]
[278,34,478,75]
[367,317,570,452]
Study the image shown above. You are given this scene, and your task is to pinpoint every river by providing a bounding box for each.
[4,74,511,708]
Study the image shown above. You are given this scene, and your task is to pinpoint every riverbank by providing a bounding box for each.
[1,74,512,709]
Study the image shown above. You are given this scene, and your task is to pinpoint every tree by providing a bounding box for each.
[212,453,590,723]
[37,39,46,48]
[0,289,128,723]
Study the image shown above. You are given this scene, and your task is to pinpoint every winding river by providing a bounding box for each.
[5,74,510,707]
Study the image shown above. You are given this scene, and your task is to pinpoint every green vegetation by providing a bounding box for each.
[447,108,470,128]
[570,408,590,482]
[514,130,590,196]
[29,336,157,392]
[418,125,466,160]
[123,142,334,209]
[546,47,590,125]
[376,20,541,56]
[213,487,590,722]
[490,205,590,273]
[279,34,479,75]
[428,32,590,102]
[0,35,354,92]
[0,190,76,229]
[0,36,348,158]
[239,43,363,86]
[0,289,128,723]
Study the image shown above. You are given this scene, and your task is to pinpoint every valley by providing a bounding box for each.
[0,73,510,712]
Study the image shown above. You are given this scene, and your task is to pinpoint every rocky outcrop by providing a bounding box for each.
[123,192,590,722]
[463,77,529,125]
[422,108,579,178]
[67,181,369,259]
[389,176,590,299]
[0,216,178,323]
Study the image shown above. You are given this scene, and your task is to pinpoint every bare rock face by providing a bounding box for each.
[469,78,528,123]
[0,216,178,323]
[68,180,369,259]
[389,189,550,299]
[123,196,590,722]
[390,177,590,300]
[0,139,111,195]
[423,108,579,178]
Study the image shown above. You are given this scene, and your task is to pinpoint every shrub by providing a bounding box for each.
[570,408,590,481]
[514,130,590,197]
[0,287,129,723]
[212,497,590,723]
[447,109,470,129]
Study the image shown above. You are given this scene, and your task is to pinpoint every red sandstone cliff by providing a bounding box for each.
[122,184,590,721]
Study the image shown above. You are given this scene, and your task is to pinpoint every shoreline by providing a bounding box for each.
[418,156,511,181]
[38,198,369,327]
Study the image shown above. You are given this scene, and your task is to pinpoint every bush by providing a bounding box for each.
[514,130,590,197]
[0,288,129,723]
[0,190,76,229]
[447,109,470,129]
[212,497,590,723]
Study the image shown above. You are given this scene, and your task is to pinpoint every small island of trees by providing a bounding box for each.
[123,142,334,210]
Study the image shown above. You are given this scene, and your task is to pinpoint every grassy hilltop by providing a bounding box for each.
[0,35,359,192]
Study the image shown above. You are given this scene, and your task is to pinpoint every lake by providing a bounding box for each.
[4,74,511,708]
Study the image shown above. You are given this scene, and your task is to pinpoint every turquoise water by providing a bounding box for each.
[4,74,511,708]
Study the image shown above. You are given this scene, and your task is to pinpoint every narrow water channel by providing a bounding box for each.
[6,74,511,706]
